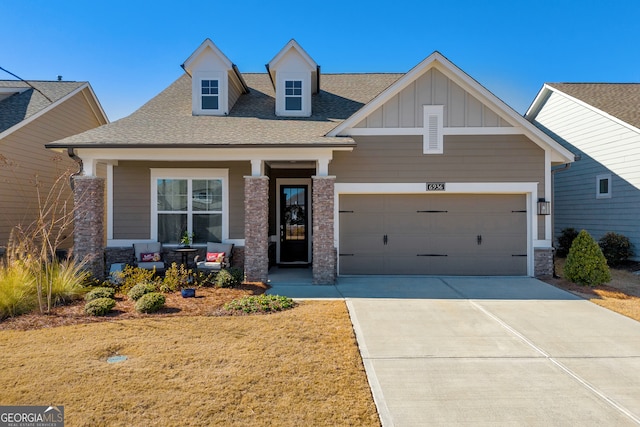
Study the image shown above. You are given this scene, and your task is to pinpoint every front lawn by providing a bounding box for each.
[545,258,640,322]
[0,301,380,426]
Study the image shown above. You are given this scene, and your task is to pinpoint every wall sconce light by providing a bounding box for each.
[537,199,551,215]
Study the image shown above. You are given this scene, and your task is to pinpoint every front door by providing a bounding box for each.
[279,184,309,263]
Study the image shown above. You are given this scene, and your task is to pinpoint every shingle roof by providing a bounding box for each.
[0,80,86,134]
[47,73,402,147]
[547,83,640,130]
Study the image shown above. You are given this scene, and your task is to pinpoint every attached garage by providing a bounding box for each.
[338,194,527,276]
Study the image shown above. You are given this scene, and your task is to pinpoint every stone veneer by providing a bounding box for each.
[73,176,105,280]
[244,176,269,283]
[534,247,555,277]
[312,176,336,284]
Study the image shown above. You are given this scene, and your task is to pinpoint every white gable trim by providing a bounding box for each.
[181,38,233,76]
[0,83,108,141]
[267,39,318,71]
[328,52,574,164]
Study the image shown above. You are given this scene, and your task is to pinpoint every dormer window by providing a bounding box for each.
[285,80,302,111]
[182,39,249,117]
[201,79,219,110]
[267,39,319,118]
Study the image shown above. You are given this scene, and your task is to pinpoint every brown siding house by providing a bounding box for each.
[0,80,108,252]
[46,39,573,282]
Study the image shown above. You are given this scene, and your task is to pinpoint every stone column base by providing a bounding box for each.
[244,176,269,283]
[534,247,555,278]
[73,176,105,280]
[312,176,336,285]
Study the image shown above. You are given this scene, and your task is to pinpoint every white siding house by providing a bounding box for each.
[526,83,640,256]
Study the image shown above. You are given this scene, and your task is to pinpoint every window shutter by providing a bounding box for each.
[423,105,444,154]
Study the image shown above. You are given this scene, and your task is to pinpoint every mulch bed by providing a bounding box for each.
[0,283,269,331]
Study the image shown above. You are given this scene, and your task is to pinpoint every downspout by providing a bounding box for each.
[67,148,83,190]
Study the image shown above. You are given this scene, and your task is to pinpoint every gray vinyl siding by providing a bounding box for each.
[228,70,242,111]
[532,91,640,255]
[331,135,544,184]
[330,134,546,240]
[112,161,249,240]
[0,89,105,248]
[355,68,511,129]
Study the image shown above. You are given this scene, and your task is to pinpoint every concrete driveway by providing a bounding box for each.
[268,274,640,426]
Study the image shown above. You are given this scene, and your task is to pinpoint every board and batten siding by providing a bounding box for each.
[533,90,640,251]
[330,134,547,240]
[111,161,249,240]
[0,88,105,248]
[355,68,512,129]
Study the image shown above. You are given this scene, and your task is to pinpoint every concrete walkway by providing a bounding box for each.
[267,272,640,426]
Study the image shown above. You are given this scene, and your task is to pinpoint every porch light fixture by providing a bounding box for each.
[537,199,551,215]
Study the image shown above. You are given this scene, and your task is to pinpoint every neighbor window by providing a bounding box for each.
[151,169,228,244]
[596,174,612,199]
[201,79,219,110]
[285,80,302,111]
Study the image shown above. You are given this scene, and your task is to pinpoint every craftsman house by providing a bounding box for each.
[0,80,108,252]
[526,83,640,255]
[46,39,574,283]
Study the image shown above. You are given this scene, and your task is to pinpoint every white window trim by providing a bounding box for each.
[284,79,303,112]
[150,168,229,244]
[596,173,612,199]
[423,105,444,154]
[192,71,227,116]
[276,72,310,117]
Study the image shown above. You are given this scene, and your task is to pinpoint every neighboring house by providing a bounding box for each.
[46,39,574,282]
[0,80,108,252]
[526,83,640,256]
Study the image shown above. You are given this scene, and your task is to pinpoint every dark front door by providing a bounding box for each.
[280,185,309,263]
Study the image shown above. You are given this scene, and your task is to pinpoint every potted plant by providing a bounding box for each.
[180,231,194,248]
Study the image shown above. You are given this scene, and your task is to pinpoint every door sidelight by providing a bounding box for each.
[383,234,388,245]
[477,235,482,245]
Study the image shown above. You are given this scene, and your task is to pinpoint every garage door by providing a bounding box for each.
[339,194,527,275]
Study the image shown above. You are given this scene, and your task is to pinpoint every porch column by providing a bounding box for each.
[72,176,105,280]
[244,176,269,283]
[312,176,336,285]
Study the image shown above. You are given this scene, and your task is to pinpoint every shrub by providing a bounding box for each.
[0,261,36,319]
[85,287,116,302]
[215,267,243,288]
[134,292,166,313]
[564,229,611,286]
[598,232,634,267]
[556,228,579,258]
[84,297,116,316]
[118,266,160,294]
[160,263,192,293]
[128,283,157,301]
[223,294,295,314]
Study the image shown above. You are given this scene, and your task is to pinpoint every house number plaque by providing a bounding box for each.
[426,182,446,191]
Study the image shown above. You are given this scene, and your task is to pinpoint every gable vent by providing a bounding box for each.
[423,105,444,154]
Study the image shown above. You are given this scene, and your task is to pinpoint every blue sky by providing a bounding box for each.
[2,0,638,121]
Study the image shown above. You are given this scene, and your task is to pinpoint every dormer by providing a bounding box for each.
[266,39,319,117]
[181,39,248,116]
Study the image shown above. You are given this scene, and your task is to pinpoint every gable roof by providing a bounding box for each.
[0,80,107,135]
[539,83,640,130]
[327,51,575,163]
[46,72,401,148]
[266,39,320,93]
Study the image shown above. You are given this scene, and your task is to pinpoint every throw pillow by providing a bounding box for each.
[206,252,225,263]
[141,252,161,262]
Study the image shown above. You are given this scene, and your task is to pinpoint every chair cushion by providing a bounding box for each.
[137,261,165,271]
[206,242,233,256]
[196,261,222,271]
[134,242,162,261]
